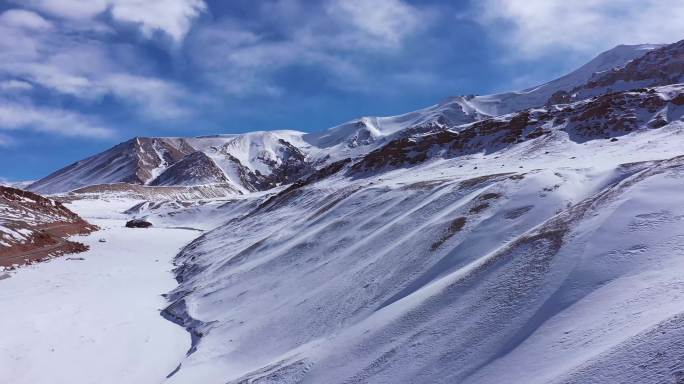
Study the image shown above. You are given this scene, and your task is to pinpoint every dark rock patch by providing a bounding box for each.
[125,219,153,228]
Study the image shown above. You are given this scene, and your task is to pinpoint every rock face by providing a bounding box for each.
[0,186,96,268]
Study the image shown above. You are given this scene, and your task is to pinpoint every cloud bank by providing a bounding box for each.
[479,0,684,57]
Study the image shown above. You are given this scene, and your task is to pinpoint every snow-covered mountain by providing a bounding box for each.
[29,137,196,194]
[166,158,684,384]
[29,43,663,196]
[19,38,684,383]
[459,43,664,116]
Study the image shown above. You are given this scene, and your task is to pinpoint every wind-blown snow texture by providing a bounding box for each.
[17,40,684,383]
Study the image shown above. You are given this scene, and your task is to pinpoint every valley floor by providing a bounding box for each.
[0,202,200,384]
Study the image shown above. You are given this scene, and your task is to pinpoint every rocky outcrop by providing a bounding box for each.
[0,186,97,268]
[125,219,153,228]
[349,85,684,175]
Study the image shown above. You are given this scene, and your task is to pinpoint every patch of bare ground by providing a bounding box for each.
[0,186,97,269]
[0,223,93,269]
[430,217,467,251]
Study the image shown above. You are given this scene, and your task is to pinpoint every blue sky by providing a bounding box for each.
[1,0,683,181]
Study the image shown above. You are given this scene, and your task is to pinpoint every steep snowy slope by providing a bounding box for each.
[568,39,684,102]
[155,41,684,382]
[163,106,684,383]
[186,131,313,192]
[303,98,489,156]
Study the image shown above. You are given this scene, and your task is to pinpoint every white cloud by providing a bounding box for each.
[0,80,34,92]
[325,0,424,49]
[0,9,53,30]
[0,101,114,138]
[17,0,206,43]
[0,14,191,120]
[478,0,684,57]
[102,74,192,118]
[110,0,206,43]
[17,0,108,21]
[190,0,430,96]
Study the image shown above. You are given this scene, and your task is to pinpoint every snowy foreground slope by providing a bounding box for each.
[11,39,684,383]
[162,119,684,383]
[157,43,684,383]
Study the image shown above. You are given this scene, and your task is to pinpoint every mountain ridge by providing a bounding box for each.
[28,42,672,195]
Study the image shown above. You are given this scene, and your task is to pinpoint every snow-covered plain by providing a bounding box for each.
[0,201,201,384]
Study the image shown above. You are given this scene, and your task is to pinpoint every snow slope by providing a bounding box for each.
[0,201,201,384]
[163,115,684,383]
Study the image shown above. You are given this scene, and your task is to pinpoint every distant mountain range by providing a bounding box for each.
[29,41,683,196]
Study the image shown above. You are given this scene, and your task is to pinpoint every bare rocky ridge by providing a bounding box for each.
[28,137,196,194]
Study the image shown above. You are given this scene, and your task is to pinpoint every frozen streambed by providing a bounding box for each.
[0,200,200,384]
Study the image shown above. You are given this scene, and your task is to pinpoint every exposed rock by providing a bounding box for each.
[125,219,153,228]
